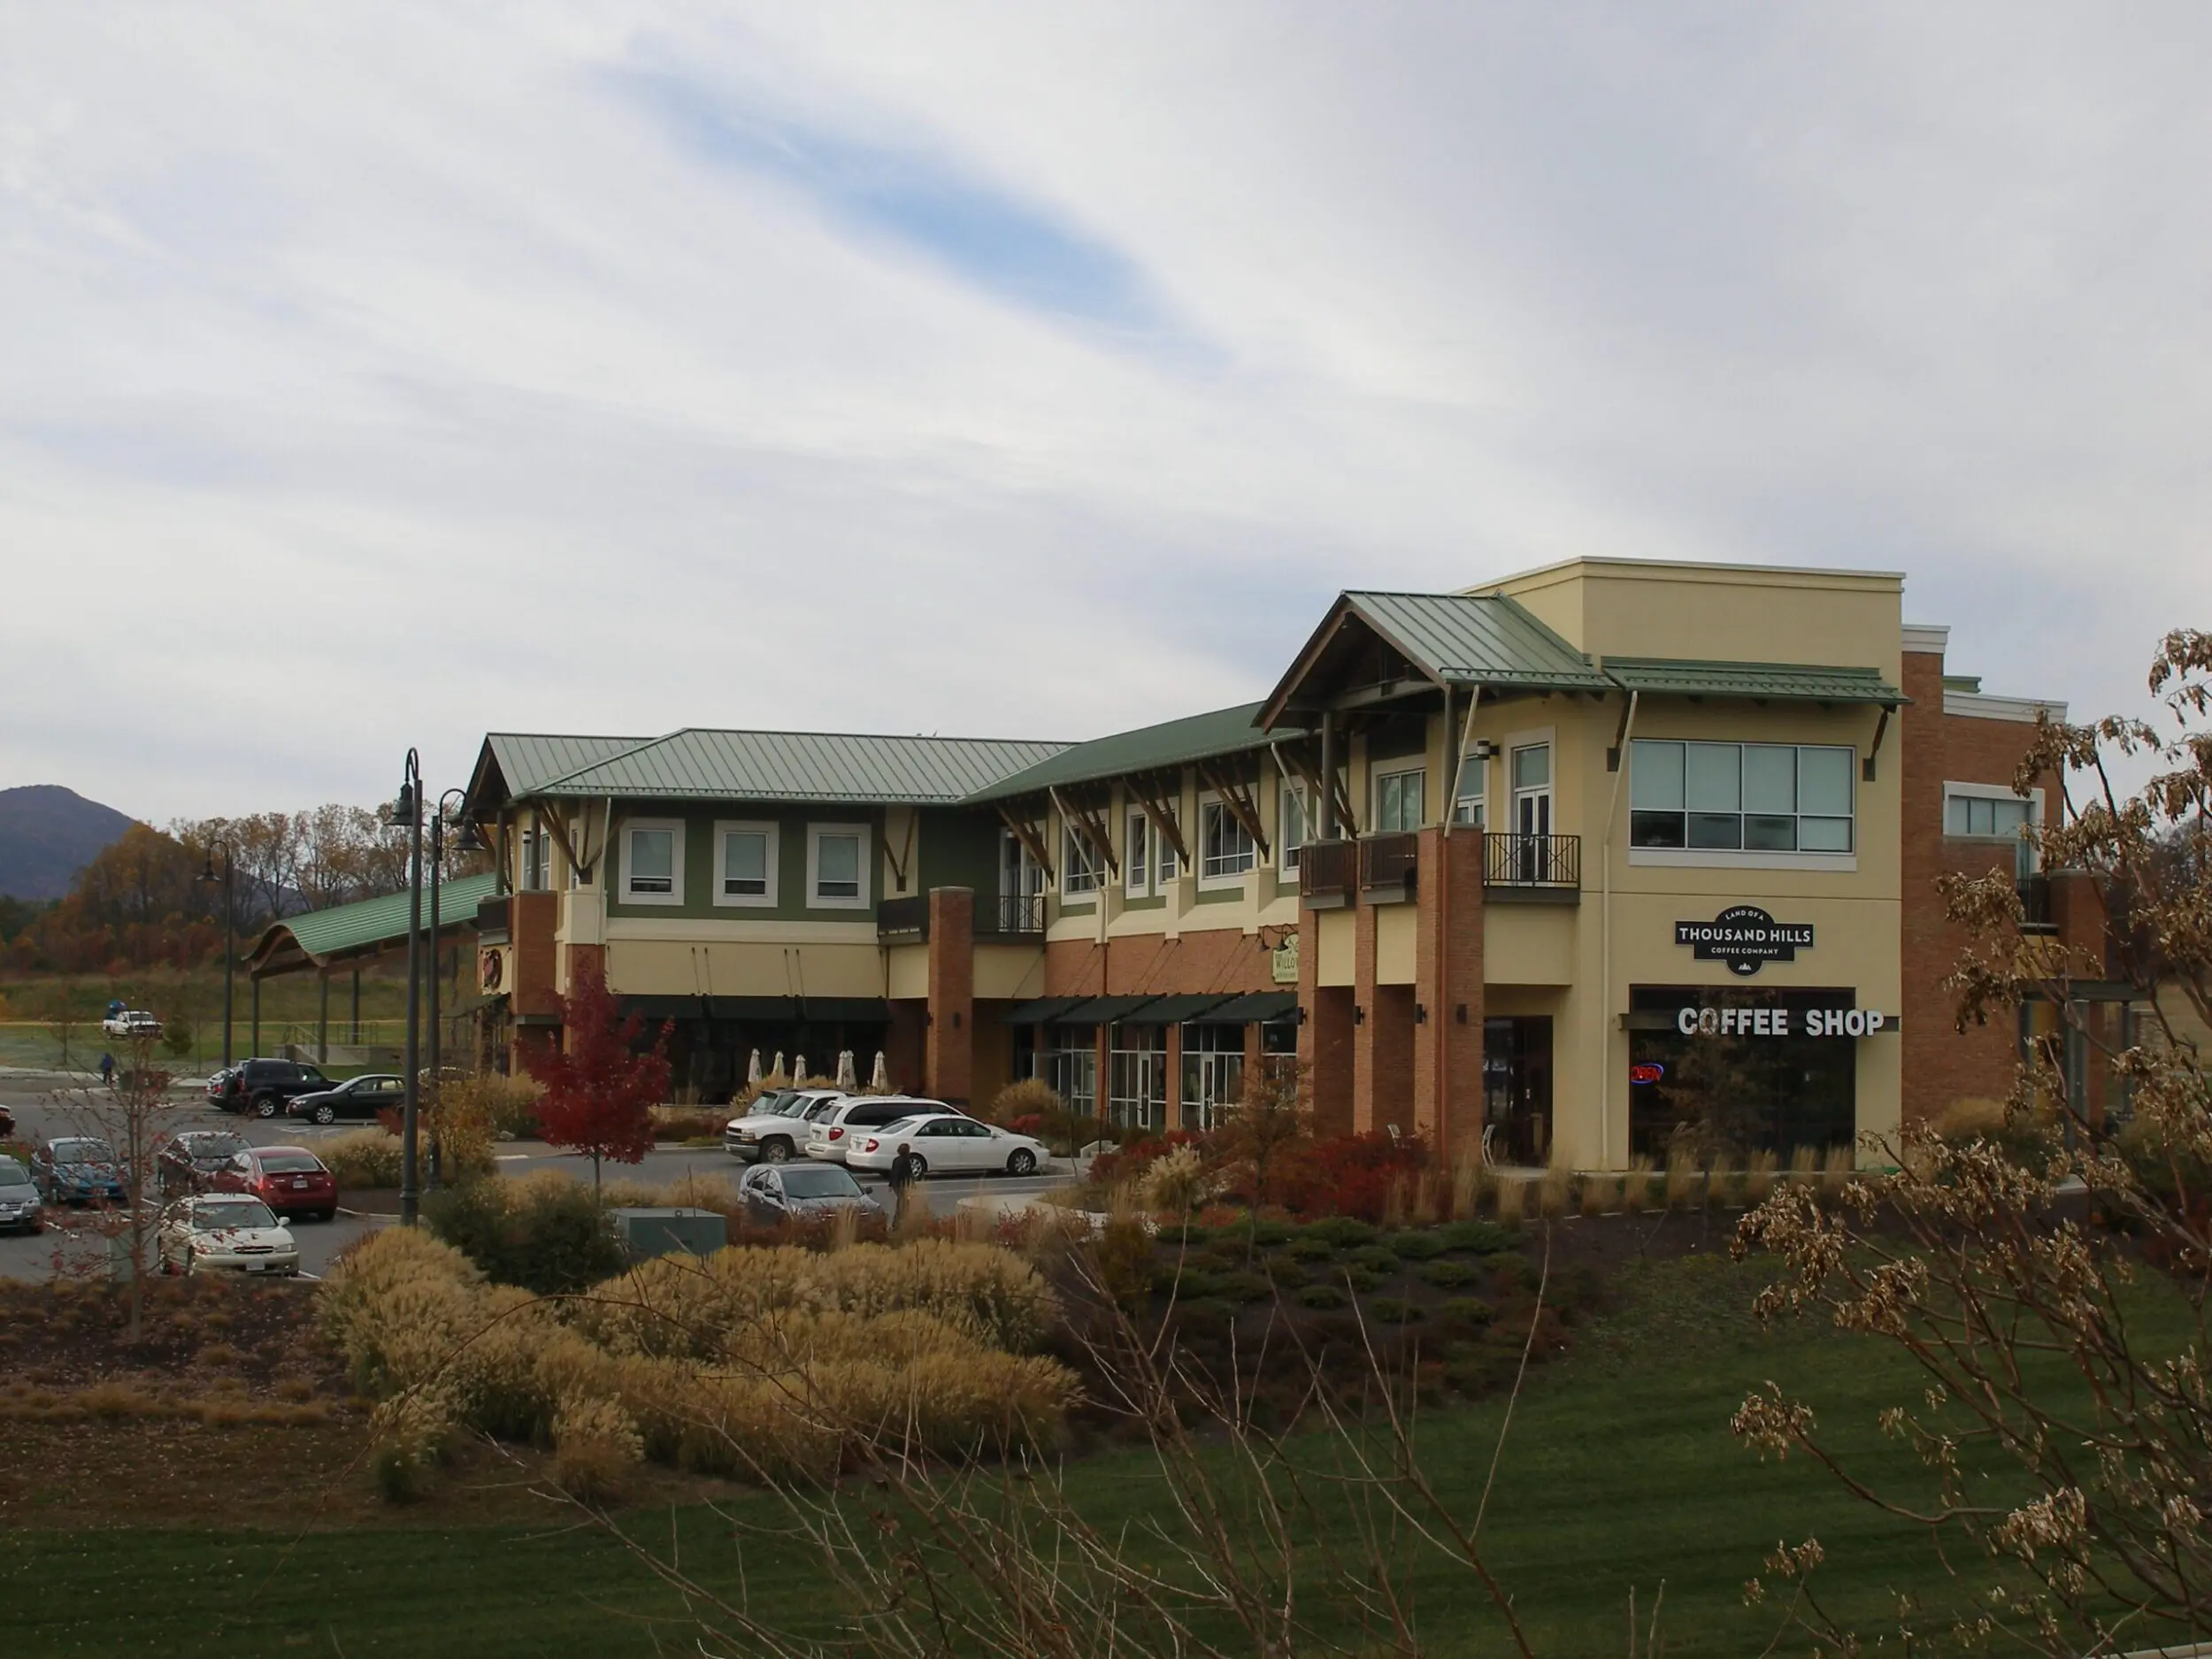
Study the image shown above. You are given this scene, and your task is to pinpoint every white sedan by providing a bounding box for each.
[846,1113,1047,1179]
[157,1194,301,1277]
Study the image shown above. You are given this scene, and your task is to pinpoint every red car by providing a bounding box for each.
[209,1145,338,1222]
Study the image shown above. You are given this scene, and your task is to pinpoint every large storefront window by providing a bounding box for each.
[1179,1024,1244,1131]
[1110,1025,1165,1132]
[1628,987,1858,1157]
[1035,1025,1098,1114]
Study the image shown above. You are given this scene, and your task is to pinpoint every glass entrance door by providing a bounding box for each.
[1482,1016,1554,1165]
[999,829,1044,932]
[1510,744,1552,883]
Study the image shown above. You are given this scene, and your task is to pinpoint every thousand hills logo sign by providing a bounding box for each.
[1674,904,1814,978]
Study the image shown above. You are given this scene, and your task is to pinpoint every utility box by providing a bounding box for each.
[611,1207,727,1263]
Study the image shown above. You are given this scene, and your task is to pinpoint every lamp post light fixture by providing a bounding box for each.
[389,750,424,1226]
[196,839,236,1069]
[425,787,480,1194]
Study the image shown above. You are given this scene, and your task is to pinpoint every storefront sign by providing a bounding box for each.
[1674,905,1814,977]
[1271,933,1301,986]
[1673,1004,1888,1037]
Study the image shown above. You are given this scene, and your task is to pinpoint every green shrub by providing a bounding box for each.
[1347,1244,1400,1273]
[1439,1297,1495,1325]
[1218,1271,1271,1303]
[1438,1219,1517,1255]
[1152,1265,1227,1301]
[1485,1252,1539,1291]
[1294,1283,1348,1311]
[1285,1235,1339,1263]
[1177,1297,1237,1327]
[1303,1217,1379,1248]
[1420,1258,1477,1289]
[1368,1298,1424,1325]
[426,1180,626,1295]
[1342,1266,1384,1294]
[1156,1220,1213,1248]
[1248,1219,1293,1248]
[1386,1230,1449,1262]
[1260,1256,1310,1288]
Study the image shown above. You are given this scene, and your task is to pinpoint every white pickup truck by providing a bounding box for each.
[101,1009,163,1040]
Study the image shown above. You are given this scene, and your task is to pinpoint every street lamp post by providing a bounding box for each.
[426,787,480,1194]
[196,840,235,1069]
[390,751,424,1226]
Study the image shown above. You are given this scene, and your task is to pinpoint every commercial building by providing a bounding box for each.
[464,557,2090,1168]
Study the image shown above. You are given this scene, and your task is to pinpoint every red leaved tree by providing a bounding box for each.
[524,962,670,1196]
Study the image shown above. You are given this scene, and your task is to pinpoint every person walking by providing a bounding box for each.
[886,1140,918,1227]
[98,1051,115,1089]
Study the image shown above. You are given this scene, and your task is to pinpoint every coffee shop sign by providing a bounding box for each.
[1676,1005,1890,1038]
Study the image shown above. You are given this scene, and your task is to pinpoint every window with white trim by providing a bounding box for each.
[1945,783,2041,874]
[519,828,547,892]
[1156,817,1179,890]
[1062,821,1101,896]
[714,821,779,908]
[1199,796,1256,885]
[1125,810,1153,897]
[1279,781,1308,873]
[1630,741,1855,853]
[805,824,870,910]
[619,818,685,905]
[1452,752,1486,829]
[1374,767,1425,833]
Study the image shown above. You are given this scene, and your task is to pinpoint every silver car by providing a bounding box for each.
[0,1156,42,1234]
[157,1195,301,1277]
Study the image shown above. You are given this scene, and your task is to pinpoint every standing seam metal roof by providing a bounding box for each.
[1600,658,1904,704]
[483,733,653,799]
[251,872,502,968]
[1342,591,1615,689]
[964,703,1301,803]
[523,728,1070,804]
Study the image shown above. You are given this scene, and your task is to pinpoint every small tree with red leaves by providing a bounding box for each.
[524,962,669,1197]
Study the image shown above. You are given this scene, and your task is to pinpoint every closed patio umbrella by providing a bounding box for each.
[772,1050,787,1081]
[746,1049,763,1088]
[835,1049,857,1090]
[794,1053,808,1084]
[870,1051,889,1092]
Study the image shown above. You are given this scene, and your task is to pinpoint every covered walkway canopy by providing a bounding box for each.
[246,872,501,979]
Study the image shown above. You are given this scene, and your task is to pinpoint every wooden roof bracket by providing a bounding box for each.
[883,804,919,895]
[1127,772,1192,865]
[1863,705,1893,782]
[539,803,587,885]
[1607,688,1636,772]
[995,803,1055,886]
[1198,760,1271,861]
[1276,737,1359,838]
[1048,787,1119,879]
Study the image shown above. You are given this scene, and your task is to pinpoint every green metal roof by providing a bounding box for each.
[1601,658,1904,706]
[1345,592,1614,691]
[967,703,1296,803]
[250,872,501,972]
[522,727,1069,805]
[483,733,652,798]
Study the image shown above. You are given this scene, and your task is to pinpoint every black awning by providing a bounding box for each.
[1200,991,1300,1024]
[1003,996,1091,1026]
[1122,994,1238,1025]
[624,995,709,1020]
[704,996,797,1021]
[1058,995,1164,1024]
[796,997,891,1024]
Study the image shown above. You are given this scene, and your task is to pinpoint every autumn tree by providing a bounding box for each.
[524,961,670,1195]
[1733,628,2212,1655]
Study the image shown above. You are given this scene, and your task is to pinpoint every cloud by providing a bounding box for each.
[0,3,2206,822]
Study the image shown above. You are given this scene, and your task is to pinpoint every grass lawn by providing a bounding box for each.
[0,1248,2077,1658]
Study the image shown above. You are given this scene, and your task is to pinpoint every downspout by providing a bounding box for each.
[1599,689,1640,1168]
[1440,687,1481,1148]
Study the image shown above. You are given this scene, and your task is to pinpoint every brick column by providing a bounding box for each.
[925,887,975,1105]
[885,1002,926,1095]
[1299,906,1355,1134]
[1412,829,1485,1151]
[1094,1024,1112,1125]
[1351,899,1382,1133]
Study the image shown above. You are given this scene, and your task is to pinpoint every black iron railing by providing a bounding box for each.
[1301,840,1355,904]
[2018,873,2056,935]
[1484,833,1580,888]
[981,893,1047,937]
[474,895,512,942]
[1360,832,1420,895]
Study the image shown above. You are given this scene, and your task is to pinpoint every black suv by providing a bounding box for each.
[211,1058,334,1119]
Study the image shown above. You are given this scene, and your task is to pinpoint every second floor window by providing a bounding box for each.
[716,823,777,907]
[519,828,548,891]
[1374,767,1425,833]
[807,825,869,908]
[1126,811,1152,897]
[620,819,684,904]
[1279,782,1307,872]
[1063,823,1101,896]
[1453,752,1486,829]
[1200,798,1256,882]
[1631,741,1855,854]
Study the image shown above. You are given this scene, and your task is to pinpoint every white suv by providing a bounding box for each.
[724,1087,845,1164]
[804,1095,958,1164]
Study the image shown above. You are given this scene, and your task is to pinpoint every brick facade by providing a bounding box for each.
[924,887,976,1105]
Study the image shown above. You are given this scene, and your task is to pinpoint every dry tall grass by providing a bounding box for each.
[1449,1137,1485,1219]
[1787,1145,1819,1188]
[1742,1149,1778,1206]
[1820,1144,1857,1200]
[1535,1158,1571,1220]
[1494,1173,1528,1225]
[1621,1155,1655,1213]
[1663,1147,1701,1210]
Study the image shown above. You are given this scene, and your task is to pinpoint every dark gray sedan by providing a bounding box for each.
[285,1073,403,1125]
[0,1155,42,1233]
[738,1162,886,1229]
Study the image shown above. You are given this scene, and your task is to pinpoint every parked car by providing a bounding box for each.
[209,1058,333,1118]
[737,1161,887,1227]
[157,1130,253,1195]
[204,1068,236,1106]
[157,1195,299,1277]
[0,1102,15,1140]
[845,1113,1045,1179]
[0,1156,43,1233]
[286,1073,403,1125]
[724,1087,846,1164]
[208,1145,337,1221]
[803,1095,958,1164]
[101,1009,163,1041]
[33,1136,127,1204]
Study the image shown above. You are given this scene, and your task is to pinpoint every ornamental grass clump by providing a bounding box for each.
[1621,1155,1656,1213]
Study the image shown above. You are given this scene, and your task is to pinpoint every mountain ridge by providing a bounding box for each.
[0,785,137,900]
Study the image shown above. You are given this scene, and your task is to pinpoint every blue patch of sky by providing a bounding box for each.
[607,68,1202,356]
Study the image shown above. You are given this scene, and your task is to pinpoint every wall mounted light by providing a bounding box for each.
[1353,1005,1365,1025]
[1414,1004,1427,1025]
[1455,1002,1468,1024]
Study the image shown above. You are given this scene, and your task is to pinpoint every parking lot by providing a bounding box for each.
[0,1075,1074,1284]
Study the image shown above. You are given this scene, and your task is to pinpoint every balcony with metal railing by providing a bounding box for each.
[1359,832,1420,902]
[1483,833,1580,902]
[1299,839,1356,909]
[876,896,929,941]
[979,892,1046,938]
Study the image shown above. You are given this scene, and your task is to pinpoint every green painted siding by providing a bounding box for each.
[1195,884,1247,906]
[917,807,1002,902]
[604,803,886,921]
[1122,895,1166,912]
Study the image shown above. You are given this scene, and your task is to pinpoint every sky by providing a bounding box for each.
[4,3,2208,822]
